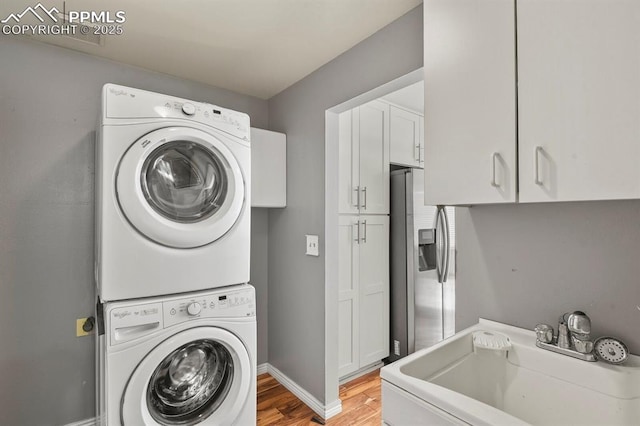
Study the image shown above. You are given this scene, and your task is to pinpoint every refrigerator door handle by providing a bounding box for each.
[435,207,444,283]
[442,208,451,284]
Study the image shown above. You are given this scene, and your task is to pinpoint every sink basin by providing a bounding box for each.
[381,319,640,425]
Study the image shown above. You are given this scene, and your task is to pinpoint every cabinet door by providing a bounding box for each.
[338,216,360,378]
[358,100,390,214]
[338,108,360,214]
[338,110,360,214]
[389,105,421,168]
[359,215,389,366]
[423,0,517,205]
[518,0,640,202]
[250,128,286,207]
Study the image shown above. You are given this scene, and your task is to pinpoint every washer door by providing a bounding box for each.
[122,327,251,426]
[117,127,245,248]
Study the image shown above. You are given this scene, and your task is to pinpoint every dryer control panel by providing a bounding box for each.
[102,84,250,142]
[163,286,255,328]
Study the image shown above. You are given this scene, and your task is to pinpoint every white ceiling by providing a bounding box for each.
[1,0,421,99]
[382,81,423,113]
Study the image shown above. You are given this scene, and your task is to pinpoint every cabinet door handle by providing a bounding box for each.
[362,187,367,210]
[361,220,367,243]
[491,152,500,187]
[415,143,421,162]
[353,220,360,244]
[535,146,543,185]
[353,186,360,207]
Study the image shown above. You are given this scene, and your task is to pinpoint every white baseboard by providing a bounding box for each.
[65,418,95,426]
[266,363,342,420]
[339,361,384,385]
[256,362,269,375]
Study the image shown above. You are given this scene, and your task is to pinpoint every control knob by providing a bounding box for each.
[187,302,202,316]
[182,103,196,116]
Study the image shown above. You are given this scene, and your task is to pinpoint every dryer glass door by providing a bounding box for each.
[117,127,246,248]
[142,141,228,223]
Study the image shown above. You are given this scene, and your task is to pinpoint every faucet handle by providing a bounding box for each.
[567,311,591,336]
[535,324,554,344]
[571,335,594,354]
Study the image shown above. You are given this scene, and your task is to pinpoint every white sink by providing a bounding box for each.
[381,319,640,425]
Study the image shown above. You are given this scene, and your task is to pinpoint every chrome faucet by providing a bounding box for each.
[535,311,596,362]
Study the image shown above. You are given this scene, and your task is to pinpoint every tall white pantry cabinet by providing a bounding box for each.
[423,0,640,206]
[338,100,390,379]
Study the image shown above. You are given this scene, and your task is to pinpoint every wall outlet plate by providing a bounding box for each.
[76,318,95,337]
[305,234,319,256]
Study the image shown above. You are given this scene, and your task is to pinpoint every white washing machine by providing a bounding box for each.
[97,284,256,426]
[96,84,251,301]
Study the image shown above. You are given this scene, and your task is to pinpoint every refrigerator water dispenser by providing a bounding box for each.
[418,228,436,271]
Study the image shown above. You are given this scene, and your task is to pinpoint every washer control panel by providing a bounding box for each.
[163,286,255,328]
[107,286,255,346]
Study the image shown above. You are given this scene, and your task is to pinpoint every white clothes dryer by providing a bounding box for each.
[96,84,251,301]
[97,284,256,426]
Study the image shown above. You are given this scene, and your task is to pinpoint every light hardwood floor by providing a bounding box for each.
[257,369,381,425]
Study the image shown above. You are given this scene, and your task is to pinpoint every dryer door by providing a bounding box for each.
[117,127,245,248]
[121,327,252,425]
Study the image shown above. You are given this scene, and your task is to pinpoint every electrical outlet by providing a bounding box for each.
[76,317,95,337]
[394,340,400,356]
[305,234,319,256]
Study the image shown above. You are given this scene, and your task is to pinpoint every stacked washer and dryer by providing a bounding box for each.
[95,84,256,425]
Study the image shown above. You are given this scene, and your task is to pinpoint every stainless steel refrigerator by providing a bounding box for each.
[389,168,455,362]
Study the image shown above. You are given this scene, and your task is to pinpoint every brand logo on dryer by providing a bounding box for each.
[109,88,135,98]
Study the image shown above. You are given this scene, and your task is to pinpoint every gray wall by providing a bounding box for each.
[456,200,640,354]
[0,37,269,425]
[267,5,423,404]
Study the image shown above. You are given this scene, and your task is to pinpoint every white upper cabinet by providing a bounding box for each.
[517,0,640,202]
[338,100,390,215]
[424,0,640,205]
[423,0,517,205]
[338,110,360,215]
[250,128,286,207]
[389,105,423,168]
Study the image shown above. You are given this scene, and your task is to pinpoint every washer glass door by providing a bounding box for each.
[147,340,233,425]
[122,327,251,425]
